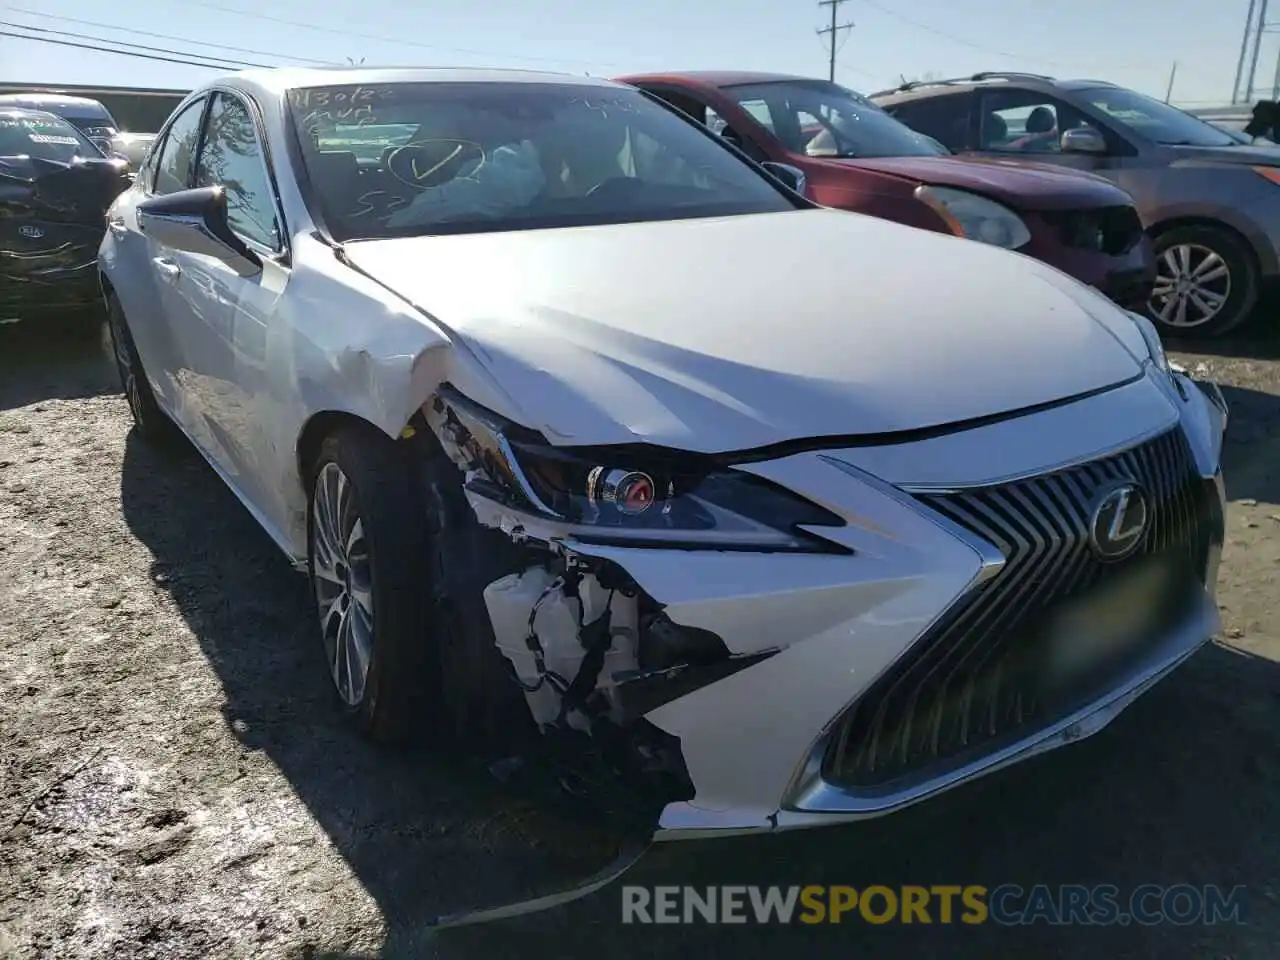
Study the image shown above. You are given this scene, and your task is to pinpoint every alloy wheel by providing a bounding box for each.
[1149,243,1231,329]
[311,462,375,706]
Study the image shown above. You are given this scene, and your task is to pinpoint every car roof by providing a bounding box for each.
[216,65,625,100]
[0,92,111,111]
[617,70,826,88]
[869,73,1121,104]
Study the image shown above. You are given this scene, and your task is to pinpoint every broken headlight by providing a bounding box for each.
[428,387,845,553]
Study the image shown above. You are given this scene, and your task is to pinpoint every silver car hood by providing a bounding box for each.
[342,208,1148,451]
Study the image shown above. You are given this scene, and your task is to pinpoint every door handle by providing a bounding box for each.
[152,257,181,281]
[107,219,127,237]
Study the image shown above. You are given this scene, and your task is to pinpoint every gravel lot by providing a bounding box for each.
[1,317,1278,959]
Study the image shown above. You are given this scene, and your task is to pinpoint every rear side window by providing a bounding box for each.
[886,95,971,151]
[153,97,207,196]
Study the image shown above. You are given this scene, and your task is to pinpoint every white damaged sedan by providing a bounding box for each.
[100,68,1228,845]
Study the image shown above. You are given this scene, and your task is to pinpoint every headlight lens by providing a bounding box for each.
[914,185,1032,249]
[1126,309,1170,374]
[426,388,846,552]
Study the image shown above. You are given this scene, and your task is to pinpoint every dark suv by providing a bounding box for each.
[872,72,1280,338]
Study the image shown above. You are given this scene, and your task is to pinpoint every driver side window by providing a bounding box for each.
[979,90,1098,154]
[194,92,282,251]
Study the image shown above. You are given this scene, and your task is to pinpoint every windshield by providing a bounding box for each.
[723,79,948,159]
[1077,86,1236,147]
[287,81,798,240]
[0,113,101,162]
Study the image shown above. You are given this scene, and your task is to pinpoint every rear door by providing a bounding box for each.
[112,95,209,421]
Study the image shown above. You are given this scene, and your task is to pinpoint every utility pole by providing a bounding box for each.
[1247,0,1272,103]
[1164,61,1178,103]
[817,0,855,83]
[1271,38,1280,98]
[1234,0,1259,102]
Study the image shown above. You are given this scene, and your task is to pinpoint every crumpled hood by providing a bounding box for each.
[832,154,1133,210]
[341,208,1147,451]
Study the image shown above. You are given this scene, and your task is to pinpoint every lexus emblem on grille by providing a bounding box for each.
[18,225,44,240]
[1088,483,1150,561]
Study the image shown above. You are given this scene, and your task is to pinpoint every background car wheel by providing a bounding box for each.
[105,293,180,447]
[1146,224,1257,339]
[307,423,538,750]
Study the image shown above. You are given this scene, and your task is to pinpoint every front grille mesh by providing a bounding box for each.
[1044,205,1144,256]
[823,427,1210,788]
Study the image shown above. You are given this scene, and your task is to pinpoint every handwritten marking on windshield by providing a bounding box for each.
[412,144,463,181]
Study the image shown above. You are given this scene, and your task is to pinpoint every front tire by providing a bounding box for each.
[306,423,538,751]
[1146,224,1257,338]
[307,426,435,741]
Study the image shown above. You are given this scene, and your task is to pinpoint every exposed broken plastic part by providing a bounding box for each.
[484,566,639,731]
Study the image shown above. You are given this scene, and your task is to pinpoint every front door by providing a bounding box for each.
[173,89,289,517]
[970,88,1122,179]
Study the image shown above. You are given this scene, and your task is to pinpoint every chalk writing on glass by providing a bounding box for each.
[384,140,485,189]
[288,85,394,111]
[567,95,640,118]
[352,190,384,218]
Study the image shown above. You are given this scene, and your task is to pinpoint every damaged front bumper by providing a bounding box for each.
[426,364,1229,845]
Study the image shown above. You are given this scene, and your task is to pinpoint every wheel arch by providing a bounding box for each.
[1145,213,1272,280]
[295,409,404,489]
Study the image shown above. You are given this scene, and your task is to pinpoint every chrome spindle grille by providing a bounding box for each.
[823,427,1211,788]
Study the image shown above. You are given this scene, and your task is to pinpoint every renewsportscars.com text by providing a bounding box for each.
[621,884,1246,926]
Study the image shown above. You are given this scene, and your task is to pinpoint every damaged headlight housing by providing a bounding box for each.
[428,388,846,553]
[914,185,1031,250]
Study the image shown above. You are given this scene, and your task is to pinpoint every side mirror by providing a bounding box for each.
[137,186,262,277]
[760,161,807,196]
[1061,126,1107,155]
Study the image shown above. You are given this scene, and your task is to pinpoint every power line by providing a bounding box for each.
[0,5,329,65]
[859,0,1221,82]
[190,1,624,69]
[817,0,855,83]
[0,28,266,70]
[0,20,267,68]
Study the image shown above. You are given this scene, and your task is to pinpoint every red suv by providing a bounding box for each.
[618,72,1156,309]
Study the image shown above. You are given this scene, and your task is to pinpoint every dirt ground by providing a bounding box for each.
[1,316,1278,960]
